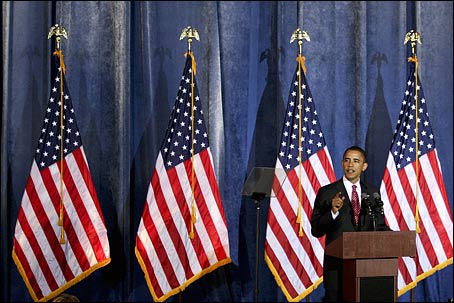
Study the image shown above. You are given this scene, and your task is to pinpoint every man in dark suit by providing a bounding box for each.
[310,146,389,302]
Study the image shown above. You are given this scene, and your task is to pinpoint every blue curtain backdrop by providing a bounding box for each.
[2,1,452,302]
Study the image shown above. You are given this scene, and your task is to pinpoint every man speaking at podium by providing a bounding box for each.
[310,146,390,302]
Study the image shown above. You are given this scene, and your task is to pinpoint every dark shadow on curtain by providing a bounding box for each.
[177,263,239,302]
[248,46,286,169]
[364,52,393,188]
[8,160,38,301]
[14,45,47,181]
[129,46,172,300]
[238,11,286,301]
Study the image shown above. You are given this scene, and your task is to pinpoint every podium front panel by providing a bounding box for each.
[343,259,398,302]
[354,258,398,277]
[360,277,395,302]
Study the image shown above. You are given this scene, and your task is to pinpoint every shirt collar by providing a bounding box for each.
[342,176,361,200]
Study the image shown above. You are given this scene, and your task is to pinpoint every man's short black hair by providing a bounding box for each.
[343,145,367,162]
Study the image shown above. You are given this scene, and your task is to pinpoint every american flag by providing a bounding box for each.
[264,56,336,301]
[380,58,453,296]
[135,53,231,302]
[12,50,111,302]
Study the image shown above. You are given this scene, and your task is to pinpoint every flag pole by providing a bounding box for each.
[290,28,310,237]
[404,29,422,303]
[179,26,200,240]
[48,24,68,244]
[404,30,422,235]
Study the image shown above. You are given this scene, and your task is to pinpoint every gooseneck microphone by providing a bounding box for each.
[372,192,384,215]
[361,193,376,231]
[360,193,374,230]
[361,193,372,216]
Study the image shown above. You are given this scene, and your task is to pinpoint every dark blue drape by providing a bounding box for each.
[2,1,452,302]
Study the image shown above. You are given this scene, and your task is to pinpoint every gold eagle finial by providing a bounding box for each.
[404,29,422,45]
[48,24,68,50]
[290,28,310,44]
[179,26,200,41]
[290,28,310,56]
[180,26,199,52]
[404,30,422,56]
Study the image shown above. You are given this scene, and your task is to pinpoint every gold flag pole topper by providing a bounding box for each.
[48,24,68,51]
[404,29,422,234]
[290,28,310,57]
[48,24,68,244]
[179,26,200,53]
[179,26,200,239]
[290,28,310,237]
[404,29,422,58]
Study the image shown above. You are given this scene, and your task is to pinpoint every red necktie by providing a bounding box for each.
[352,185,360,224]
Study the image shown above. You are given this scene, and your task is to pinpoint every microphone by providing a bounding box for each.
[361,193,372,215]
[371,192,384,215]
[371,192,392,231]
[359,193,372,230]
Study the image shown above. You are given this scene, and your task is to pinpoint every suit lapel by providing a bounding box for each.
[335,179,350,204]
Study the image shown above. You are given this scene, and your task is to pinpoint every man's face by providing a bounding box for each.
[342,150,368,184]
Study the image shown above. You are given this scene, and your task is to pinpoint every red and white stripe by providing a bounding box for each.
[265,147,336,301]
[380,149,453,295]
[12,147,110,302]
[135,148,231,302]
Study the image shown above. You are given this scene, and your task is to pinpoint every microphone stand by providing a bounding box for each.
[371,209,377,231]
[241,167,279,302]
[362,194,375,232]
[373,196,385,231]
[251,192,266,303]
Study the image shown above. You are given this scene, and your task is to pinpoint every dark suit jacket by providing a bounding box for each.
[311,178,378,245]
[310,178,380,302]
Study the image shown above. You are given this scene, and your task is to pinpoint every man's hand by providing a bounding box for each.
[331,192,345,214]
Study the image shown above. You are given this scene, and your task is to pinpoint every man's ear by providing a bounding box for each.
[362,162,368,172]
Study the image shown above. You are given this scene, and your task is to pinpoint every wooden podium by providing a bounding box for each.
[325,231,416,302]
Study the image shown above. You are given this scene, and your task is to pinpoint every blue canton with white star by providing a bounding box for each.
[160,54,209,169]
[278,65,327,172]
[390,61,436,170]
[35,54,82,170]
